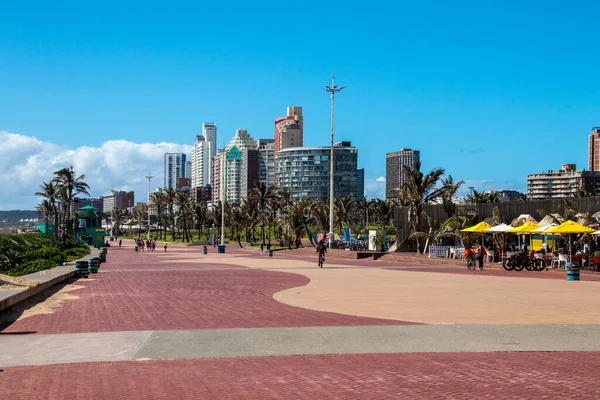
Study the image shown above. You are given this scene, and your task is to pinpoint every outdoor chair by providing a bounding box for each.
[486,250,495,263]
[556,254,568,269]
[592,256,600,272]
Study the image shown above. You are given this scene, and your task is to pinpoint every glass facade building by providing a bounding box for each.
[276,144,358,200]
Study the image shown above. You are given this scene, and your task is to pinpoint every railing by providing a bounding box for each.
[428,246,463,259]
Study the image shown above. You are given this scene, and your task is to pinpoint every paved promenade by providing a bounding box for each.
[2,240,600,398]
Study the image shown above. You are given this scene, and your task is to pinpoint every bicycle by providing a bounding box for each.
[466,252,476,270]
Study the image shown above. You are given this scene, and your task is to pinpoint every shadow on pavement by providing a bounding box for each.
[0,279,78,332]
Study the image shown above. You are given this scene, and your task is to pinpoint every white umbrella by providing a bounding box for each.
[483,223,512,232]
[592,230,600,235]
[483,223,512,261]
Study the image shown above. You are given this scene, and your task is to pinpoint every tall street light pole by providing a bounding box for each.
[221,154,225,248]
[324,69,346,248]
[146,172,154,240]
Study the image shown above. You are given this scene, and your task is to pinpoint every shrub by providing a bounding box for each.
[6,259,58,277]
[24,246,60,262]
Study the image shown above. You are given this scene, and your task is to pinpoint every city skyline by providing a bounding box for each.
[1,2,599,209]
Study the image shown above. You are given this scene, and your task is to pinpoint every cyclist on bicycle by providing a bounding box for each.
[317,240,327,268]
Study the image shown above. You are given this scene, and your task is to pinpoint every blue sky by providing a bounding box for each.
[1,1,599,209]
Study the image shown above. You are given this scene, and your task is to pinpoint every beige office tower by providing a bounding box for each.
[274,106,303,159]
[588,127,600,171]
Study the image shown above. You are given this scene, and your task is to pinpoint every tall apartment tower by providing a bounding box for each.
[211,129,258,204]
[386,149,420,199]
[191,123,217,191]
[203,122,217,178]
[274,106,303,159]
[588,127,600,171]
[257,139,275,188]
[164,153,186,189]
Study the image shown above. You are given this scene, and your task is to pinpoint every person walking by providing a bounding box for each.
[164,241,168,252]
[119,239,122,247]
[476,244,484,270]
[316,240,327,268]
[260,243,264,255]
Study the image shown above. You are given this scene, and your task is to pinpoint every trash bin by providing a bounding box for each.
[75,261,89,278]
[203,246,208,255]
[268,250,273,257]
[89,258,99,274]
[134,246,138,252]
[217,245,226,254]
[566,261,580,281]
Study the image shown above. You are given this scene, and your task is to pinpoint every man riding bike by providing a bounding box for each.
[317,240,327,268]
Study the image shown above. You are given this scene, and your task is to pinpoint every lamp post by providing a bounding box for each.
[221,154,225,247]
[146,172,154,240]
[324,69,346,248]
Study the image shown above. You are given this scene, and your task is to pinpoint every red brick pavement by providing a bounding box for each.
[1,268,413,334]
[2,352,600,399]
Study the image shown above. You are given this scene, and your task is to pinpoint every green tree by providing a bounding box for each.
[52,166,90,236]
[396,160,445,254]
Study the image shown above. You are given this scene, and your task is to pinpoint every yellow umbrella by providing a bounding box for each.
[505,222,541,233]
[545,220,595,262]
[460,222,491,232]
[461,221,491,247]
[506,222,541,251]
[545,220,595,234]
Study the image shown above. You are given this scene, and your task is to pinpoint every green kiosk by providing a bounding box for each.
[74,205,107,247]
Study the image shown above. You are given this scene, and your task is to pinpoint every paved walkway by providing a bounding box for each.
[2,240,600,398]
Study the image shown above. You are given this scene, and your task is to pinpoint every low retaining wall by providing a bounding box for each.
[0,247,100,313]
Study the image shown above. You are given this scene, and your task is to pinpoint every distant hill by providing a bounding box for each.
[0,210,37,222]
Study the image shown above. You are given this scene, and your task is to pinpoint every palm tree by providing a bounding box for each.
[397,160,445,253]
[194,202,209,241]
[163,187,177,240]
[470,189,501,203]
[150,192,167,239]
[312,200,330,235]
[373,199,394,246]
[35,181,59,237]
[36,199,54,235]
[241,197,259,242]
[251,181,276,244]
[175,192,192,242]
[53,166,90,235]
[334,195,356,232]
[440,175,464,218]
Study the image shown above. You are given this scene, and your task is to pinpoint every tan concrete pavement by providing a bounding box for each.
[164,253,600,325]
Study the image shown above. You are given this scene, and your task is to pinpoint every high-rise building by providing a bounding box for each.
[101,191,135,213]
[203,122,217,178]
[191,135,209,188]
[212,150,225,203]
[212,129,258,203]
[588,127,600,172]
[164,153,186,189]
[191,123,217,190]
[276,142,358,201]
[356,168,365,199]
[258,139,275,188]
[386,148,420,199]
[184,161,191,179]
[274,106,303,159]
[527,163,600,199]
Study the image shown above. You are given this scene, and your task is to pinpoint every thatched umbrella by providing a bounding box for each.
[510,214,538,227]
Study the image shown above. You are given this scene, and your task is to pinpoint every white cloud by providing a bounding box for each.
[0,130,191,210]
[365,176,386,199]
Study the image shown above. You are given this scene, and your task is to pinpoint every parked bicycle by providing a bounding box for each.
[503,251,546,272]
